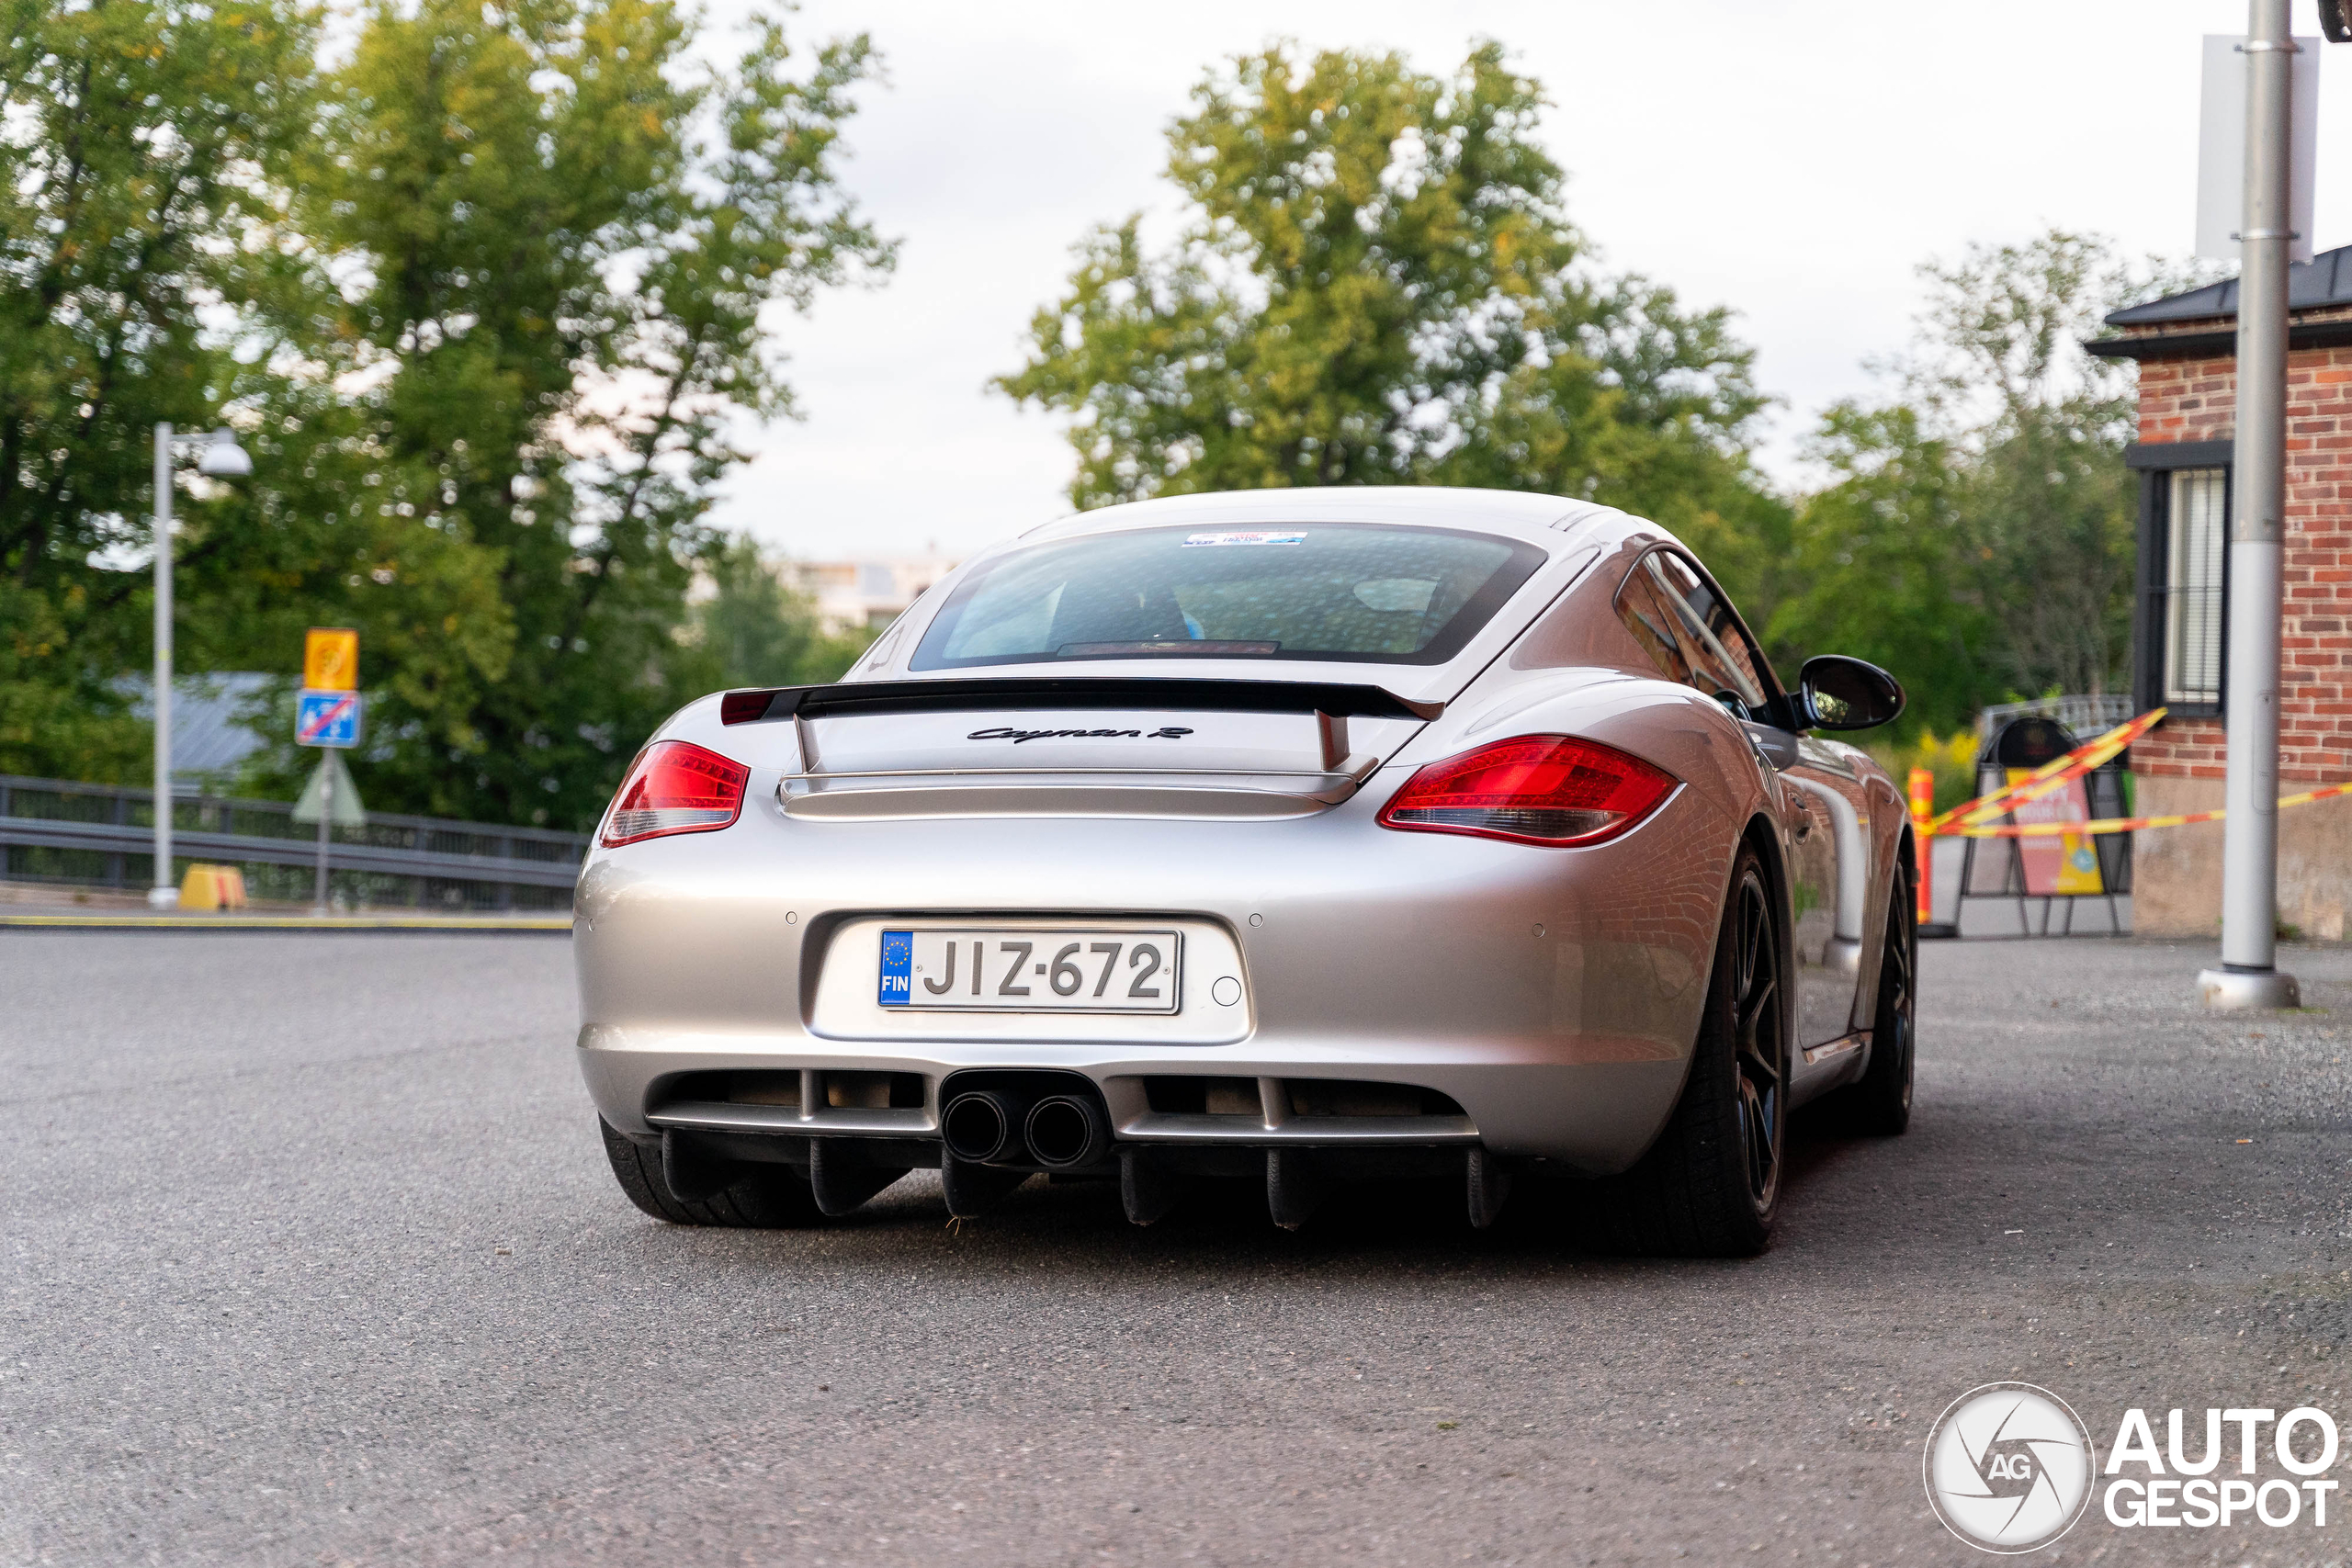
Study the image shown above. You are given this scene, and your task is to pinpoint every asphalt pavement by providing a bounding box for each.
[6,929,2352,1566]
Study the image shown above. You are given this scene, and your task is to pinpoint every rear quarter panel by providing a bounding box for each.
[1385,655,1772,1097]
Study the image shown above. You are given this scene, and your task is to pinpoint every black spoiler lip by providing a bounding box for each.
[718,676,1443,726]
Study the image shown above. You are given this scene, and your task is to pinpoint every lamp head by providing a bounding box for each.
[196,427,252,479]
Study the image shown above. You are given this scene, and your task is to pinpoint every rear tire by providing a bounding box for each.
[1832,857,1916,1135]
[1583,842,1787,1258]
[599,1119,826,1227]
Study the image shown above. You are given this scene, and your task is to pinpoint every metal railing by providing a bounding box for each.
[1973,695,2139,750]
[0,773,589,910]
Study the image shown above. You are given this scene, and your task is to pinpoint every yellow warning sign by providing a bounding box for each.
[303,627,358,692]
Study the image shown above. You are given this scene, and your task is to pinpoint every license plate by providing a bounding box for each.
[877,928,1182,1013]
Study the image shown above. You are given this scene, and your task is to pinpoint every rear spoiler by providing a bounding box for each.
[718,677,1442,726]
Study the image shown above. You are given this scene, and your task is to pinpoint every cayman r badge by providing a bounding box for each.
[965,726,1193,742]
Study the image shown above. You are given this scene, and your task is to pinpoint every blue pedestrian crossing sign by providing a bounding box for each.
[296,687,361,749]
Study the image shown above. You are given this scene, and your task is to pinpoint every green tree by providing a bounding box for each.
[1901,232,2146,701]
[0,0,322,777]
[1,0,887,827]
[1768,403,1994,737]
[225,0,893,825]
[1775,231,2225,734]
[682,536,871,692]
[995,41,1772,543]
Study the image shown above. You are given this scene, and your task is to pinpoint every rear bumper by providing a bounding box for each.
[573,773,1734,1174]
[578,1027,1689,1172]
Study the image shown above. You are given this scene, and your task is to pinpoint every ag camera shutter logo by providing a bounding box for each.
[1923,1382,2097,1552]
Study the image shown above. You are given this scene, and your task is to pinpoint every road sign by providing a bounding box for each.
[293,750,367,826]
[303,627,359,692]
[297,688,361,749]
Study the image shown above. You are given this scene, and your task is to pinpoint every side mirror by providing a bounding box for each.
[1796,655,1905,731]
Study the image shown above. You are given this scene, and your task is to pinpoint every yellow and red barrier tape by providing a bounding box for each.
[1926,708,2166,834]
[1942,778,2352,838]
[1909,705,2352,840]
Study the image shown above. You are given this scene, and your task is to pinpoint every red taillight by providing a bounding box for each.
[1376,735,1677,847]
[600,741,750,847]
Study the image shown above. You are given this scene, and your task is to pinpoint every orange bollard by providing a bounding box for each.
[1907,767,1935,927]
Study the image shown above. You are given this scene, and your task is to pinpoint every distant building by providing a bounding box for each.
[2090,245,2352,940]
[784,557,959,637]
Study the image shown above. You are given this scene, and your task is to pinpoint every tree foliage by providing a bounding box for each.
[4,13,2222,820]
[1770,404,1990,737]
[996,42,1776,544]
[0,0,322,776]
[1768,232,2224,737]
[682,536,870,693]
[0,0,888,823]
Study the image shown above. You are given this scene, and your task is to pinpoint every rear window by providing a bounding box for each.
[910,523,1546,671]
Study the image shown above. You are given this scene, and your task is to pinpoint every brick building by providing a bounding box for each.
[2088,244,2352,939]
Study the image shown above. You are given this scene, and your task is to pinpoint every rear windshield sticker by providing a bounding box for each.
[1182,531,1306,547]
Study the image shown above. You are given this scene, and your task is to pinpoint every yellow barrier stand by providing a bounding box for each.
[1914,708,2157,934]
[177,863,249,911]
[1927,708,2166,835]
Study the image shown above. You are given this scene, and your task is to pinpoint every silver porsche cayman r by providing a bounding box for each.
[574,487,1915,1255]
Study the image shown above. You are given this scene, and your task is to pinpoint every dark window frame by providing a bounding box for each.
[1613,543,1789,722]
[1611,554,1696,686]
[2126,440,2232,720]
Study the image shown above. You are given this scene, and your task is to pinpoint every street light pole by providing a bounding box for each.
[150,423,177,909]
[2199,0,2301,1010]
[148,423,254,912]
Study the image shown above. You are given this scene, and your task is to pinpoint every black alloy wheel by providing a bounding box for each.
[1584,843,1787,1258]
[1835,856,1917,1135]
[1729,868,1786,1213]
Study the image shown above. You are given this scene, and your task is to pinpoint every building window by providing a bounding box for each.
[2162,468,2226,705]
[2130,441,2231,718]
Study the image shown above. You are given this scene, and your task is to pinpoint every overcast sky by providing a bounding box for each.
[697,0,2352,563]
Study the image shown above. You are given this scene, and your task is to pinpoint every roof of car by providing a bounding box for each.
[1017,487,1626,547]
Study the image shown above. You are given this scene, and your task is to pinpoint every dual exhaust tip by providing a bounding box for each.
[942,1089,1110,1169]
